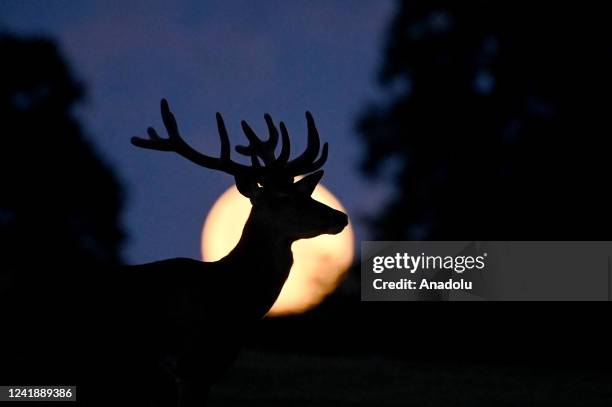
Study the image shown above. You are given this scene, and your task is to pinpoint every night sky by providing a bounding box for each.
[0,0,394,263]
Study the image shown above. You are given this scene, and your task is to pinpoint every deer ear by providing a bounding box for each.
[295,170,324,196]
[235,176,261,199]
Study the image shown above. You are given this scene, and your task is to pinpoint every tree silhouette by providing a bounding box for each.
[0,34,124,394]
[0,34,123,272]
[358,1,611,240]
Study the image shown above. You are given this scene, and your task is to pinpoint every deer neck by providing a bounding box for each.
[223,210,294,293]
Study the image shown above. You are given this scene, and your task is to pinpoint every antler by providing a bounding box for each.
[131,99,256,178]
[131,99,328,184]
[234,111,328,178]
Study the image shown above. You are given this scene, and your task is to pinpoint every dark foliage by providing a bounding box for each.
[358,1,611,240]
[0,34,124,401]
[0,34,123,268]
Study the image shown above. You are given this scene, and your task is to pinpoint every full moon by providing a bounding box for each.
[201,183,354,316]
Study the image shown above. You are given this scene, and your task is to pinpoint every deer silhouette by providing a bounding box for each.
[123,99,348,406]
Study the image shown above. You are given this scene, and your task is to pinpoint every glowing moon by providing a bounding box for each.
[201,183,354,316]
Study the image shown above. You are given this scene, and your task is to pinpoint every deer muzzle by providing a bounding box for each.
[325,210,349,235]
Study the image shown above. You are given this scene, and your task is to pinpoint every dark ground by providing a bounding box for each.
[206,287,612,407]
[209,348,612,407]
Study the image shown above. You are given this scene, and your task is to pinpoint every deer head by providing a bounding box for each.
[131,99,348,242]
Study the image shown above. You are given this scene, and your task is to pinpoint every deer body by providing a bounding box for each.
[119,213,293,405]
[129,210,296,327]
[122,99,347,406]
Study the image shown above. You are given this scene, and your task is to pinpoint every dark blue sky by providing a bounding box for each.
[1,0,395,263]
